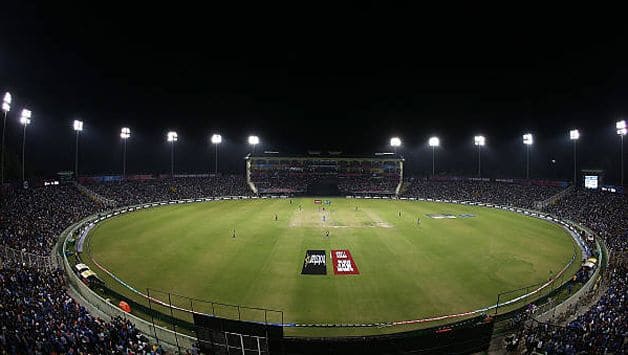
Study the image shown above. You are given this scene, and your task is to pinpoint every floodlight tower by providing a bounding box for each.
[428,136,440,176]
[1,92,11,184]
[474,135,485,177]
[211,134,222,174]
[617,120,627,186]
[390,137,401,155]
[248,135,259,155]
[522,133,533,179]
[73,120,83,179]
[19,109,31,184]
[167,131,178,176]
[120,127,131,177]
[569,130,580,185]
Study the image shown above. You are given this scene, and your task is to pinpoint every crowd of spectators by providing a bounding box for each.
[0,262,163,354]
[517,188,627,354]
[401,178,563,209]
[544,188,628,242]
[84,175,252,206]
[521,260,626,354]
[0,185,104,256]
[337,174,399,195]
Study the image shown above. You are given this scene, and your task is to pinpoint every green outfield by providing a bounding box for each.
[84,197,580,336]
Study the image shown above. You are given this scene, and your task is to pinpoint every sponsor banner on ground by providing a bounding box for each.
[331,249,360,275]
[426,214,457,219]
[301,250,327,275]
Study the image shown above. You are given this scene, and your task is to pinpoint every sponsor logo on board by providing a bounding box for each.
[331,249,360,275]
[301,250,327,275]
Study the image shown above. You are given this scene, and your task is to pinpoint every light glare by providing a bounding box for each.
[617,120,627,136]
[211,134,222,144]
[569,129,580,140]
[167,131,178,142]
[428,136,440,147]
[2,92,10,112]
[73,120,83,131]
[523,133,533,145]
[474,135,485,146]
[20,109,31,125]
[248,135,259,145]
[120,127,131,139]
[390,137,401,147]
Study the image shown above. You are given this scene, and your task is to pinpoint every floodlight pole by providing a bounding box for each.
[122,138,127,177]
[477,145,482,177]
[21,124,27,184]
[74,130,80,179]
[170,141,175,177]
[214,143,219,174]
[431,146,436,176]
[572,139,577,185]
[0,111,7,184]
[621,135,625,186]
[525,145,530,179]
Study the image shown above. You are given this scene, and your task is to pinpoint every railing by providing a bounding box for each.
[0,245,55,270]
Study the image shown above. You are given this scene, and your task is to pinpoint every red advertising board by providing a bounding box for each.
[331,249,360,275]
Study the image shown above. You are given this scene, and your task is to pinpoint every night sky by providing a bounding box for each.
[1,4,627,183]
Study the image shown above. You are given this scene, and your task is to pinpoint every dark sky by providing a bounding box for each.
[1,3,627,183]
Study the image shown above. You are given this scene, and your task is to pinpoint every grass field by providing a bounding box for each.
[85,197,579,336]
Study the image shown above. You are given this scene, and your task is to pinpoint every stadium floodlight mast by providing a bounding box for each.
[428,136,440,176]
[569,129,580,185]
[73,120,83,179]
[167,131,178,176]
[19,109,31,185]
[390,136,401,151]
[248,135,259,155]
[474,135,485,177]
[211,134,222,175]
[522,133,533,179]
[120,127,131,177]
[1,92,11,184]
[617,120,627,186]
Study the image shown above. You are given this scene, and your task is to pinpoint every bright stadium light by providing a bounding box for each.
[474,135,485,177]
[120,127,131,139]
[20,109,32,185]
[1,92,11,184]
[390,137,401,147]
[73,119,83,131]
[120,127,131,177]
[617,120,627,136]
[428,136,439,176]
[72,120,83,179]
[167,131,178,176]
[248,135,259,155]
[570,129,580,184]
[167,131,178,142]
[522,133,533,179]
[2,92,10,113]
[20,109,31,125]
[618,120,627,186]
[211,134,222,174]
